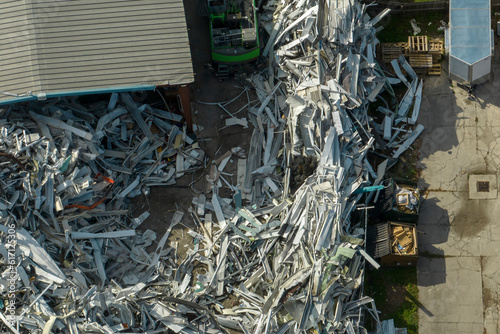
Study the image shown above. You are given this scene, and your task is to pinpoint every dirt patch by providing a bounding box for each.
[451,193,490,239]
[483,287,495,310]
[383,283,410,315]
[481,256,498,312]
[221,293,240,309]
[452,215,487,239]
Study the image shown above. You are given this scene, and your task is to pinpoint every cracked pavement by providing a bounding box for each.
[417,51,500,333]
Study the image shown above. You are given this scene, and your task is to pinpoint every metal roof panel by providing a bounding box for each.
[451,0,488,8]
[0,0,194,102]
[449,0,492,65]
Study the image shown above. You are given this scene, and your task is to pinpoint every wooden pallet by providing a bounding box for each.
[428,40,443,53]
[381,42,408,63]
[430,54,442,62]
[413,68,427,76]
[409,54,433,68]
[408,35,428,53]
[427,63,442,76]
[428,40,443,61]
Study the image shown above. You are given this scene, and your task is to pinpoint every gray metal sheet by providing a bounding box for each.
[472,55,491,81]
[451,0,488,9]
[450,9,489,27]
[0,0,194,102]
[366,223,391,259]
[449,55,469,81]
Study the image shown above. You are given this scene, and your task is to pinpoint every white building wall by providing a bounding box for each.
[472,56,491,82]
[449,55,469,82]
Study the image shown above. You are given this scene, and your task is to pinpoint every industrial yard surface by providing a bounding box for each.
[417,48,500,333]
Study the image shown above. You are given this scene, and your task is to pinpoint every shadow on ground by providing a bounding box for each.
[417,196,448,286]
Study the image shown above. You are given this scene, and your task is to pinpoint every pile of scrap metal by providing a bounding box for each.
[0,0,428,333]
[162,1,424,334]
[0,92,206,333]
[184,0,425,333]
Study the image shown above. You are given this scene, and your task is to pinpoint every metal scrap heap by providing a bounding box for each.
[183,0,422,332]
[167,0,421,333]
[0,93,206,333]
[0,0,426,333]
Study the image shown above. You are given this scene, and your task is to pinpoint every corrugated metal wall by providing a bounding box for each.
[0,2,40,95]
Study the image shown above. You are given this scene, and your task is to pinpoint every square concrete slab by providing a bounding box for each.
[418,257,483,333]
[469,174,497,199]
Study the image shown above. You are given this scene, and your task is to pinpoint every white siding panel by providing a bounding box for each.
[449,56,469,82]
[472,56,491,82]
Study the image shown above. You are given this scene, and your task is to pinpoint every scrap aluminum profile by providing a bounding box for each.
[0,0,427,332]
[0,93,208,333]
[180,0,425,332]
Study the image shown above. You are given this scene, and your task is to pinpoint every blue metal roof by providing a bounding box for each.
[449,0,491,64]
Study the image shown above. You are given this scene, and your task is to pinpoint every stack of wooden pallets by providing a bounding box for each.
[380,35,443,76]
[409,54,433,69]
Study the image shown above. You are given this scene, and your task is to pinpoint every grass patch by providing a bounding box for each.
[389,160,418,181]
[364,267,419,333]
[376,12,447,43]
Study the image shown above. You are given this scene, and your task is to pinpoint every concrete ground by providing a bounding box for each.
[417,50,500,332]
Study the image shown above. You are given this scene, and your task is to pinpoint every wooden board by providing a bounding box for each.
[381,42,408,63]
[428,40,443,61]
[409,54,433,68]
[414,68,427,76]
[428,40,443,53]
[427,63,442,76]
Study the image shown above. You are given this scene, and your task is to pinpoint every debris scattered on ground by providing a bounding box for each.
[0,0,427,332]
[438,20,447,31]
[0,92,206,333]
[381,36,443,75]
[410,19,421,35]
[391,224,416,255]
